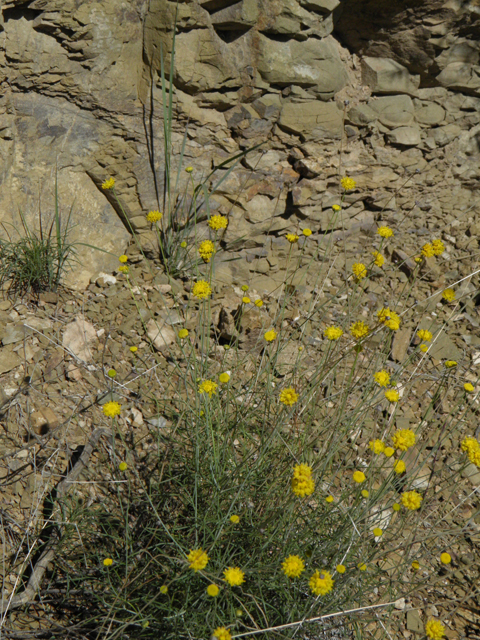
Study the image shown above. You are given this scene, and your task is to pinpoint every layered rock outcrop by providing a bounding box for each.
[0,0,479,288]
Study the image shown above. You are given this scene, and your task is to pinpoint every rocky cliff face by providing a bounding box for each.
[0,0,479,288]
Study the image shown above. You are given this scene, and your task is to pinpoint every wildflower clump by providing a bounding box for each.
[401,490,423,511]
[279,388,298,406]
[324,326,343,340]
[208,214,228,230]
[377,307,401,331]
[352,263,367,280]
[309,570,334,596]
[192,280,212,299]
[146,210,163,223]
[198,380,218,397]
[421,243,435,258]
[198,240,215,263]
[291,464,315,497]
[350,321,369,339]
[223,567,245,586]
[187,548,209,571]
[392,429,416,451]
[282,555,305,578]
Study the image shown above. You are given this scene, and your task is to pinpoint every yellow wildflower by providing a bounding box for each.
[254,299,263,307]
[392,429,416,451]
[353,470,366,484]
[279,388,298,406]
[394,460,406,474]
[185,166,193,173]
[198,240,215,263]
[417,329,433,341]
[229,515,239,524]
[372,251,384,267]
[377,226,393,238]
[146,210,163,223]
[213,628,231,640]
[361,490,369,498]
[422,243,435,258]
[219,372,230,384]
[369,439,385,454]
[442,288,455,302]
[425,619,445,640]
[352,263,367,280]
[336,564,346,574]
[440,552,451,565]
[187,548,209,571]
[324,326,343,340]
[303,228,312,236]
[264,329,277,342]
[350,321,369,339]
[102,177,115,189]
[384,389,400,403]
[282,555,305,578]
[103,402,121,418]
[401,490,423,510]
[373,527,383,537]
[286,233,299,243]
[374,370,390,387]
[464,382,474,392]
[103,558,113,566]
[198,380,218,397]
[445,360,457,368]
[309,570,334,595]
[377,307,401,330]
[432,239,445,256]
[192,280,212,299]
[119,462,128,472]
[160,585,168,594]
[207,584,220,597]
[209,214,228,230]
[223,567,245,586]
[118,255,128,263]
[178,329,189,339]
[291,464,315,497]
[332,204,341,211]
[384,447,395,457]
[341,176,356,191]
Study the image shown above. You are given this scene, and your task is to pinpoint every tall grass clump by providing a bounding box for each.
[39,172,480,640]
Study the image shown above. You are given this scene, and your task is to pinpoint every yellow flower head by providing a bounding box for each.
[107,368,117,378]
[336,564,346,574]
[103,558,113,566]
[442,288,455,302]
[229,514,239,524]
[464,382,474,392]
[213,627,231,640]
[332,204,341,211]
[352,263,367,280]
[187,548,209,571]
[445,360,457,368]
[374,370,390,387]
[198,240,215,263]
[420,344,429,352]
[286,233,299,244]
[160,585,168,594]
[377,307,401,331]
[180,241,187,248]
[279,387,299,406]
[392,502,401,511]
[102,177,115,189]
[119,462,128,472]
[350,321,369,339]
[118,265,129,274]
[384,446,395,457]
[369,439,385,454]
[242,296,251,304]
[241,285,249,291]
[185,166,194,173]
[361,489,369,498]
[372,251,384,267]
[373,527,383,537]
[207,584,220,597]
[417,329,433,342]
[178,329,189,339]
[384,389,400,403]
[219,372,230,384]
[255,299,263,308]
[103,401,121,418]
[209,214,228,230]
[303,228,312,236]
[341,176,356,191]
[309,570,334,596]
[440,552,451,565]
[432,239,445,256]
[421,243,435,258]
[198,380,218,397]
[353,470,366,484]
[291,464,315,497]
[401,490,423,510]
[119,255,128,263]
[264,329,277,342]
[146,210,163,223]
[425,619,445,640]
[392,429,416,451]
[282,555,305,578]
[223,567,245,586]
[411,560,420,571]
[394,460,406,474]
[358,562,367,571]
[192,280,212,299]
[324,326,343,341]
[377,226,393,238]
[129,346,138,353]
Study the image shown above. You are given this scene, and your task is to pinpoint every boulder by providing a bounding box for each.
[436,62,480,94]
[386,126,421,147]
[347,104,378,126]
[361,57,420,96]
[278,101,343,139]
[413,101,446,125]
[369,95,414,127]
[431,124,462,147]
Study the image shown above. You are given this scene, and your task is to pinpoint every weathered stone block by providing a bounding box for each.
[361,57,420,96]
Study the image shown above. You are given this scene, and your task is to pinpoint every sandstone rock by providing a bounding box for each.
[210,0,259,29]
[361,57,420,96]
[391,329,411,362]
[369,95,414,127]
[258,36,348,99]
[299,0,340,12]
[347,104,378,126]
[279,101,343,139]
[413,100,445,125]
[146,319,176,350]
[386,126,421,147]
[436,62,480,94]
[431,124,462,146]
[62,315,97,362]
[244,194,280,223]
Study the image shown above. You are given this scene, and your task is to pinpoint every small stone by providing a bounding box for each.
[63,315,97,362]
[406,610,423,633]
[391,329,411,363]
[395,598,406,610]
[0,346,21,374]
[146,318,176,350]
